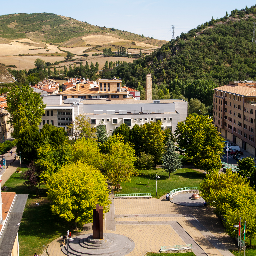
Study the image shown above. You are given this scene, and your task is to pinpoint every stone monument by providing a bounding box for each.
[93,204,103,239]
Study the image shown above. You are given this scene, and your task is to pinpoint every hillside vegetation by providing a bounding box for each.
[102,5,256,106]
[0,13,166,46]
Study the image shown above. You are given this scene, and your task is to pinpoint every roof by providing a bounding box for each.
[0,194,28,255]
[215,85,256,97]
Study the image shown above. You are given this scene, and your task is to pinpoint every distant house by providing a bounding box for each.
[32,79,59,95]
[59,78,140,100]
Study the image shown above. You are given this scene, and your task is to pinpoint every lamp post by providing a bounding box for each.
[234,224,239,249]
[156,174,160,197]
[19,152,21,167]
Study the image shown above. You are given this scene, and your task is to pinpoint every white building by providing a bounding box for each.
[40,95,188,134]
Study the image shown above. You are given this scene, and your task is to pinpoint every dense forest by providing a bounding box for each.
[0,13,165,46]
[100,5,256,109]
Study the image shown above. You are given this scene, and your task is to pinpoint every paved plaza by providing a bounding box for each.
[46,194,237,256]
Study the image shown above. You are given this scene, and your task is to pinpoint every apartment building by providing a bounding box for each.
[59,78,140,101]
[213,81,256,156]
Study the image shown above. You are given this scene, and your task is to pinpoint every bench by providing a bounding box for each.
[114,193,152,199]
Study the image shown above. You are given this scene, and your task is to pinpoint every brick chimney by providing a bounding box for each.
[145,74,152,101]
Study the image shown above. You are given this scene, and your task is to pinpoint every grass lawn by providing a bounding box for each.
[4,168,69,256]
[117,168,205,198]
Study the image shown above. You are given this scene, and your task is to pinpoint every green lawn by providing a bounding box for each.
[117,168,205,198]
[4,168,69,256]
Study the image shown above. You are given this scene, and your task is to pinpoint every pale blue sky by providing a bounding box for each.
[1,0,256,40]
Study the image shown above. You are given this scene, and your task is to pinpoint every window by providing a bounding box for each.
[123,119,131,126]
[156,118,161,122]
[151,118,154,121]
[145,118,148,121]
[112,118,118,124]
[250,109,253,114]
[102,119,104,122]
[224,116,227,120]
[43,120,45,125]
[238,121,242,127]
[108,83,110,91]
[238,113,241,118]
[47,111,49,116]
[107,119,110,122]
[100,83,102,91]
[104,83,106,91]
[229,110,232,114]
[238,105,241,110]
[51,120,54,125]
[244,124,247,129]
[51,110,53,116]
[111,95,119,98]
[251,118,254,124]
[244,133,247,138]
[47,120,49,124]
[91,119,96,124]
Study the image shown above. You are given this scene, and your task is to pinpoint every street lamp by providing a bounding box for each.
[226,141,229,164]
[156,174,160,197]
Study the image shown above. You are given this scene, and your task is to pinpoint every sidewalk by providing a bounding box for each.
[45,195,236,256]
[0,147,23,185]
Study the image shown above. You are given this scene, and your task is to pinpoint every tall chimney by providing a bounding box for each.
[76,84,80,91]
[145,74,152,101]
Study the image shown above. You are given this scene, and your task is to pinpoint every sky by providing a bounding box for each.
[1,0,256,41]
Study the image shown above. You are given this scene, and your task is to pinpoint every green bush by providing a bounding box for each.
[135,152,155,170]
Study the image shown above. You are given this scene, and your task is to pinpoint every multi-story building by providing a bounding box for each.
[40,95,188,134]
[59,78,140,101]
[213,81,256,156]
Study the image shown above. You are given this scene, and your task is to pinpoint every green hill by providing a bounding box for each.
[103,5,256,106]
[0,13,165,46]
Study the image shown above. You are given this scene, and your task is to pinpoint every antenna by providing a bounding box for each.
[252,22,256,43]
[172,25,175,40]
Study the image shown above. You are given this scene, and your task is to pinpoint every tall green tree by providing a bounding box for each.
[175,114,224,172]
[7,84,46,138]
[162,137,182,178]
[47,161,111,228]
[238,157,256,187]
[101,135,136,189]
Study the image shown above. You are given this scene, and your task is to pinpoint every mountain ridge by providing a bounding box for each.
[0,13,166,47]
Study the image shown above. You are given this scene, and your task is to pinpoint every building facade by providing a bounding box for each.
[213,81,256,156]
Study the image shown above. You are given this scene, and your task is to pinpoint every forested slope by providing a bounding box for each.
[102,5,256,106]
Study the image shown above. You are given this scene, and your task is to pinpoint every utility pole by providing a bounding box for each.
[172,25,175,40]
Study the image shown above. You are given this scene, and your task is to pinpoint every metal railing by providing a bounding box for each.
[169,187,198,198]
[114,193,151,198]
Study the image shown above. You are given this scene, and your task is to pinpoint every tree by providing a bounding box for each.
[65,51,74,61]
[188,98,208,115]
[7,84,46,138]
[112,123,130,144]
[140,121,165,165]
[200,169,256,243]
[101,135,136,189]
[36,142,72,182]
[71,138,103,170]
[34,58,45,70]
[175,114,224,172]
[47,161,111,228]
[16,125,41,164]
[68,115,96,140]
[96,124,108,144]
[162,137,182,178]
[238,157,256,186]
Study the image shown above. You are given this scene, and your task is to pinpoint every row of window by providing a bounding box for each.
[91,117,173,126]
[57,111,72,116]
[43,110,53,116]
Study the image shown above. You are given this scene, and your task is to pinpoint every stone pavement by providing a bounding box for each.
[45,195,236,256]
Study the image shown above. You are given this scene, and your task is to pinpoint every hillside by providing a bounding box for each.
[0,64,15,83]
[0,13,166,47]
[104,5,256,106]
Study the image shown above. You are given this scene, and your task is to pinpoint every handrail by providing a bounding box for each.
[114,193,151,197]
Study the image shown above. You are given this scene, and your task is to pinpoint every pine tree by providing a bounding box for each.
[162,136,182,178]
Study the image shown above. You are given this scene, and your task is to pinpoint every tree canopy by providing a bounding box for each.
[7,84,46,138]
[175,114,224,172]
[47,161,111,228]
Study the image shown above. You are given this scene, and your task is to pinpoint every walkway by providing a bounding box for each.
[46,195,236,256]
